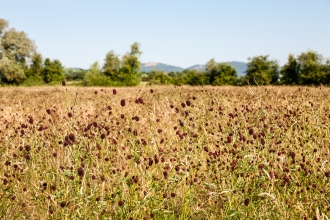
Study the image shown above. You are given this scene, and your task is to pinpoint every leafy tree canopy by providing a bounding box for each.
[280,50,330,85]
[246,55,279,85]
[206,59,237,85]
[280,54,299,85]
[148,70,172,85]
[298,50,324,85]
[117,42,142,86]
[42,58,65,83]
[102,51,120,80]
[0,18,36,84]
[0,56,25,84]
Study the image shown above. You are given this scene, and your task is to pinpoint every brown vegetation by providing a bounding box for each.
[0,85,329,219]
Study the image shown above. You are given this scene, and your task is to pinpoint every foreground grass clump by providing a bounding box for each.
[0,85,329,219]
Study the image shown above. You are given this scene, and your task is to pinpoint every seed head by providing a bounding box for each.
[244,198,250,206]
[77,167,84,177]
[69,133,75,142]
[60,201,67,208]
[24,145,31,151]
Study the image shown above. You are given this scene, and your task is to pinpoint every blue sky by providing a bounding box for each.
[1,0,329,69]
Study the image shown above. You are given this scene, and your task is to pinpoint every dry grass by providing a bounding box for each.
[0,85,329,219]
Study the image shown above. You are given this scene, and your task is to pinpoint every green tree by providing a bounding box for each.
[205,59,237,85]
[246,55,279,85]
[183,69,206,85]
[323,59,330,84]
[27,53,43,77]
[148,70,172,85]
[23,53,44,85]
[130,42,142,57]
[297,50,324,85]
[84,62,112,86]
[42,58,65,83]
[102,51,120,80]
[120,42,142,86]
[168,71,185,85]
[0,56,25,84]
[280,54,299,85]
[64,68,87,81]
[0,18,36,84]
[1,28,35,64]
[206,58,217,72]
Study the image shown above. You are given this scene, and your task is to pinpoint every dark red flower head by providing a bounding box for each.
[120,99,126,107]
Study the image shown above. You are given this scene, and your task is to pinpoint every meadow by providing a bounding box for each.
[0,85,329,219]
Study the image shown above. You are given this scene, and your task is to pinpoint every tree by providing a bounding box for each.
[280,54,299,85]
[323,59,330,85]
[22,53,44,85]
[130,42,142,56]
[184,69,206,85]
[84,62,112,86]
[26,53,43,77]
[205,59,237,85]
[168,71,185,85]
[64,68,87,81]
[98,42,142,86]
[0,56,25,84]
[42,58,65,83]
[120,42,142,86]
[297,50,324,85]
[246,55,279,85]
[0,18,37,84]
[206,58,216,72]
[148,70,172,85]
[1,28,36,63]
[0,19,8,39]
[102,51,120,80]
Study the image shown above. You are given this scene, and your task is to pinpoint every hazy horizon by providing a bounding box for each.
[1,0,329,69]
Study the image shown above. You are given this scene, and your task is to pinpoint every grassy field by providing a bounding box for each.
[0,85,329,219]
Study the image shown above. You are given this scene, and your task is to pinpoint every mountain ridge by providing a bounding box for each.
[141,62,184,73]
[66,61,248,77]
[141,61,247,77]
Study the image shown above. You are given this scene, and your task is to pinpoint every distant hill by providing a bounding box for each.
[227,61,247,77]
[141,62,184,73]
[186,64,206,72]
[64,67,86,73]
[187,61,247,77]
[141,61,247,76]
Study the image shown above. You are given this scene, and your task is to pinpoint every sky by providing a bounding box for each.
[1,0,329,69]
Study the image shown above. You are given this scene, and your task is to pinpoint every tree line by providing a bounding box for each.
[146,53,330,86]
[0,18,142,86]
[1,18,330,87]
